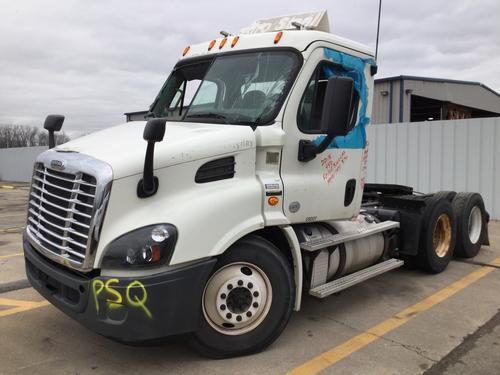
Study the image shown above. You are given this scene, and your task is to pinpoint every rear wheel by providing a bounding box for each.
[418,197,457,273]
[433,190,457,203]
[452,193,486,258]
[189,235,294,358]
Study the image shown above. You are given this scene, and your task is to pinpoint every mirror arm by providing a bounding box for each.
[315,134,335,154]
[48,130,56,149]
[143,142,157,193]
[137,118,166,198]
[137,141,160,198]
[298,134,334,162]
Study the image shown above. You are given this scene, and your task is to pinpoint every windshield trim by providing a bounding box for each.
[150,47,304,127]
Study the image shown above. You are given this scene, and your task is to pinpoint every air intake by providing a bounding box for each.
[195,156,236,183]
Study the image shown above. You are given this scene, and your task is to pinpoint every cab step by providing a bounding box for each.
[309,258,404,298]
[300,220,399,252]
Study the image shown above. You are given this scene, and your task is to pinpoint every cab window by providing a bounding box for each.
[297,61,359,134]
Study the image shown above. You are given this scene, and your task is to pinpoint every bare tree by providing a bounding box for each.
[0,124,71,149]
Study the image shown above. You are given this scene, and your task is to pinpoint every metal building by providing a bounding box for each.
[372,76,500,124]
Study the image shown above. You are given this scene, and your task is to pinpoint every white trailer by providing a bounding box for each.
[24,12,489,358]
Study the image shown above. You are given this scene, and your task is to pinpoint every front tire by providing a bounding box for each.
[189,235,294,358]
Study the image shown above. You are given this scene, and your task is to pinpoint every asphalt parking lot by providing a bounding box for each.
[1,182,500,375]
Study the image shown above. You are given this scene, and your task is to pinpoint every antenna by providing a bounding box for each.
[375,0,382,61]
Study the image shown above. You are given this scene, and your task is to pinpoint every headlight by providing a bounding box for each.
[101,224,177,268]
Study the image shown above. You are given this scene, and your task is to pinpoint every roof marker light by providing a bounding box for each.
[219,38,227,49]
[182,46,190,56]
[231,35,240,48]
[274,31,283,44]
[208,39,216,51]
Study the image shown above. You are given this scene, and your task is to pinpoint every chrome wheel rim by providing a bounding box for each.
[202,262,272,335]
[468,206,482,244]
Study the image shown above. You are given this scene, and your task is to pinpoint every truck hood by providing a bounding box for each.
[56,121,256,179]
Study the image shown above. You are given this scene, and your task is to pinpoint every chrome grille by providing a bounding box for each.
[28,163,96,263]
[26,150,113,271]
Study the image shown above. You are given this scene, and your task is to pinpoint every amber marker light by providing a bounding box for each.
[274,31,283,44]
[219,38,227,49]
[208,39,216,51]
[268,196,279,206]
[182,46,190,56]
[231,35,240,48]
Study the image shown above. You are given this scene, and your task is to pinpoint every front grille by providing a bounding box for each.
[27,162,97,265]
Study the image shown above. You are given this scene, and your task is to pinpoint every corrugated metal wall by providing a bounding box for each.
[0,146,46,182]
[2,119,499,219]
[366,117,500,219]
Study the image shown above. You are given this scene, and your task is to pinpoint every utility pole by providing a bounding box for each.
[375,0,382,61]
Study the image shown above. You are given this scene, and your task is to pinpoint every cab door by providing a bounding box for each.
[280,46,372,223]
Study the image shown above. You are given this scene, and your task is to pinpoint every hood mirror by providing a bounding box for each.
[43,114,65,149]
[137,119,167,198]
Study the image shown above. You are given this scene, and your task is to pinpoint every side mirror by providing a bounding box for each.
[43,114,65,149]
[320,76,355,137]
[298,76,355,162]
[137,119,166,198]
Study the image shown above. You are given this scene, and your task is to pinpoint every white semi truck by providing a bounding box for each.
[24,12,489,358]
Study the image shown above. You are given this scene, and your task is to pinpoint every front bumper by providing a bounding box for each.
[24,235,216,341]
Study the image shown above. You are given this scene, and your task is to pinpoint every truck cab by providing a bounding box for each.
[23,12,488,358]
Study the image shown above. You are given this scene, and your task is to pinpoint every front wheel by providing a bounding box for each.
[189,235,294,358]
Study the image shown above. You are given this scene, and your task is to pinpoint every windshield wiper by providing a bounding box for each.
[233,113,264,130]
[186,113,228,123]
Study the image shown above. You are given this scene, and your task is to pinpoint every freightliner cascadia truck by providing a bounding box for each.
[24,12,489,358]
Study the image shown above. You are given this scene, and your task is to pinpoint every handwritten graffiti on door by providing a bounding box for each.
[320,151,348,184]
[360,140,369,190]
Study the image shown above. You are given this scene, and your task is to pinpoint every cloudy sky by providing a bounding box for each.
[1,0,499,133]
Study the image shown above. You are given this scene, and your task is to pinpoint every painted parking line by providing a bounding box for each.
[288,257,500,375]
[0,252,23,260]
[0,297,50,318]
[0,185,15,190]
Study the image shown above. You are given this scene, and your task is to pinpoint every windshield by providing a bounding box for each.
[149,50,302,125]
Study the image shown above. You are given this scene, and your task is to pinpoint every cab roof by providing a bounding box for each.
[180,30,374,62]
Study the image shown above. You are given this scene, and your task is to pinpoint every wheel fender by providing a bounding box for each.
[279,225,303,311]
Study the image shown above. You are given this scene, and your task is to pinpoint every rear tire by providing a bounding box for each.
[433,190,457,202]
[189,235,294,358]
[418,197,456,273]
[452,193,486,258]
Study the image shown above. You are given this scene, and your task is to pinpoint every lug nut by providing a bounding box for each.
[226,313,232,319]
[238,280,243,286]
[253,291,259,297]
[247,282,253,289]
[220,304,226,311]
[236,315,242,322]
[220,293,226,299]
[253,302,258,308]
[227,284,233,290]
[246,311,252,317]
